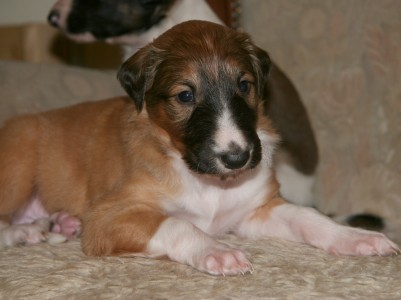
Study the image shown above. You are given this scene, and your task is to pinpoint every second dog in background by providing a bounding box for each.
[48,0,319,208]
[48,0,219,59]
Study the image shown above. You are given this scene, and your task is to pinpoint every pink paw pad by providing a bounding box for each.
[50,212,81,240]
[197,247,253,276]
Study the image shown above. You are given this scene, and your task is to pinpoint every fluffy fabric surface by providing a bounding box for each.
[1,236,400,299]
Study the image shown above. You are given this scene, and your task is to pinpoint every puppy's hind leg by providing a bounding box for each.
[0,116,40,215]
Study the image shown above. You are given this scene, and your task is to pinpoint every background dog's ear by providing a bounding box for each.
[117,46,160,112]
[139,0,174,24]
[139,0,173,7]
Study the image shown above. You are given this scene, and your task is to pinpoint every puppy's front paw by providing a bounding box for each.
[148,218,253,276]
[329,228,400,256]
[193,246,252,276]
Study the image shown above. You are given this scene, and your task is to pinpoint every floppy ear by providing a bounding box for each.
[246,42,272,100]
[117,46,160,112]
[252,46,272,100]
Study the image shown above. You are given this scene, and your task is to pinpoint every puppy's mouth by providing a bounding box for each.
[219,169,248,181]
[192,165,261,191]
[190,168,249,185]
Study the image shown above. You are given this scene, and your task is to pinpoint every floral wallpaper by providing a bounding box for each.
[242,0,401,223]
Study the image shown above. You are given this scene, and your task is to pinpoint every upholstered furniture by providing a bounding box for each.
[1,0,401,298]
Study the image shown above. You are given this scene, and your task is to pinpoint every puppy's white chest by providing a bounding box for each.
[164,157,271,235]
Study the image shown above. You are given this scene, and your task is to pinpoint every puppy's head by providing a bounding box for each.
[48,0,174,42]
[118,20,274,179]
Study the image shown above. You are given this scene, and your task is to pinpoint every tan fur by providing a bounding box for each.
[0,116,40,214]
[248,182,285,223]
[0,97,184,254]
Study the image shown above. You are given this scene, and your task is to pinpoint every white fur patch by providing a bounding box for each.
[258,130,278,168]
[120,0,223,60]
[0,219,49,249]
[275,161,315,206]
[147,218,253,276]
[164,151,271,235]
[214,108,247,154]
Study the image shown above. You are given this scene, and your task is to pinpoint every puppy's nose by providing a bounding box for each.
[220,149,250,170]
[48,10,60,28]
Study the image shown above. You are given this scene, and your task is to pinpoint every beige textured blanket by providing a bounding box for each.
[1,235,400,299]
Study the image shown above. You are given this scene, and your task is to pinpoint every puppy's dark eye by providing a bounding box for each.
[177,91,194,103]
[239,80,250,94]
